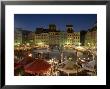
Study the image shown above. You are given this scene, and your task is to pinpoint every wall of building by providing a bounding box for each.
[74,32,80,46]
[14,29,22,46]
[84,26,97,47]
[14,25,82,47]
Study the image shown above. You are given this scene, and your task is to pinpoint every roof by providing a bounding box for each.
[24,59,51,74]
[14,63,22,70]
[66,25,73,27]
[19,57,35,66]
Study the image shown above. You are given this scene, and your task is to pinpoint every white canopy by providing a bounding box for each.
[82,60,96,71]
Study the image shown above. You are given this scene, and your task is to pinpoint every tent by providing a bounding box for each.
[24,59,51,75]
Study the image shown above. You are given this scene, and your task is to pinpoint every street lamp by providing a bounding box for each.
[28,53,32,57]
[26,43,30,46]
[79,43,81,47]
[88,43,90,47]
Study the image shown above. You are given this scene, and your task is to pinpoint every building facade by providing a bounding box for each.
[14,28,32,46]
[49,31,60,46]
[15,24,81,47]
[28,32,35,45]
[35,28,49,48]
[74,32,80,46]
[14,28,22,46]
[59,32,67,47]
[35,32,49,47]
[85,26,97,48]
[80,30,87,46]
[22,30,32,44]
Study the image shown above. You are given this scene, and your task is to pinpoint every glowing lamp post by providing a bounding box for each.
[79,43,81,47]
[28,53,32,57]
[88,43,90,48]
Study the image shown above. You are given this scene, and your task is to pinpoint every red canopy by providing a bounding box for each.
[14,63,21,70]
[19,57,35,66]
[14,58,21,70]
[24,59,51,74]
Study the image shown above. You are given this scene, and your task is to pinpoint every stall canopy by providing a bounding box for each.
[24,59,51,74]
[19,56,35,66]
[58,61,82,75]
[14,58,22,70]
[14,62,21,70]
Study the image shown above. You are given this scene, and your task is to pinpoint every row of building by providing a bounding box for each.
[14,24,97,48]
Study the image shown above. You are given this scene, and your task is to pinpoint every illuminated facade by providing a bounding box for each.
[22,30,32,44]
[66,33,74,45]
[14,28,32,46]
[14,28,22,46]
[35,32,49,47]
[64,25,74,47]
[15,24,81,47]
[49,32,60,46]
[74,32,80,46]
[35,24,80,47]
[28,32,35,45]
[85,26,97,47]
[59,32,67,47]
[65,25,80,46]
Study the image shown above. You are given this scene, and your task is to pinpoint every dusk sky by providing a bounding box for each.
[14,14,97,32]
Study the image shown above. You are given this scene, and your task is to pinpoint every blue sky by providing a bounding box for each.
[14,14,97,32]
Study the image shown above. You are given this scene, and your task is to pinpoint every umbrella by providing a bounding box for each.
[24,59,51,75]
